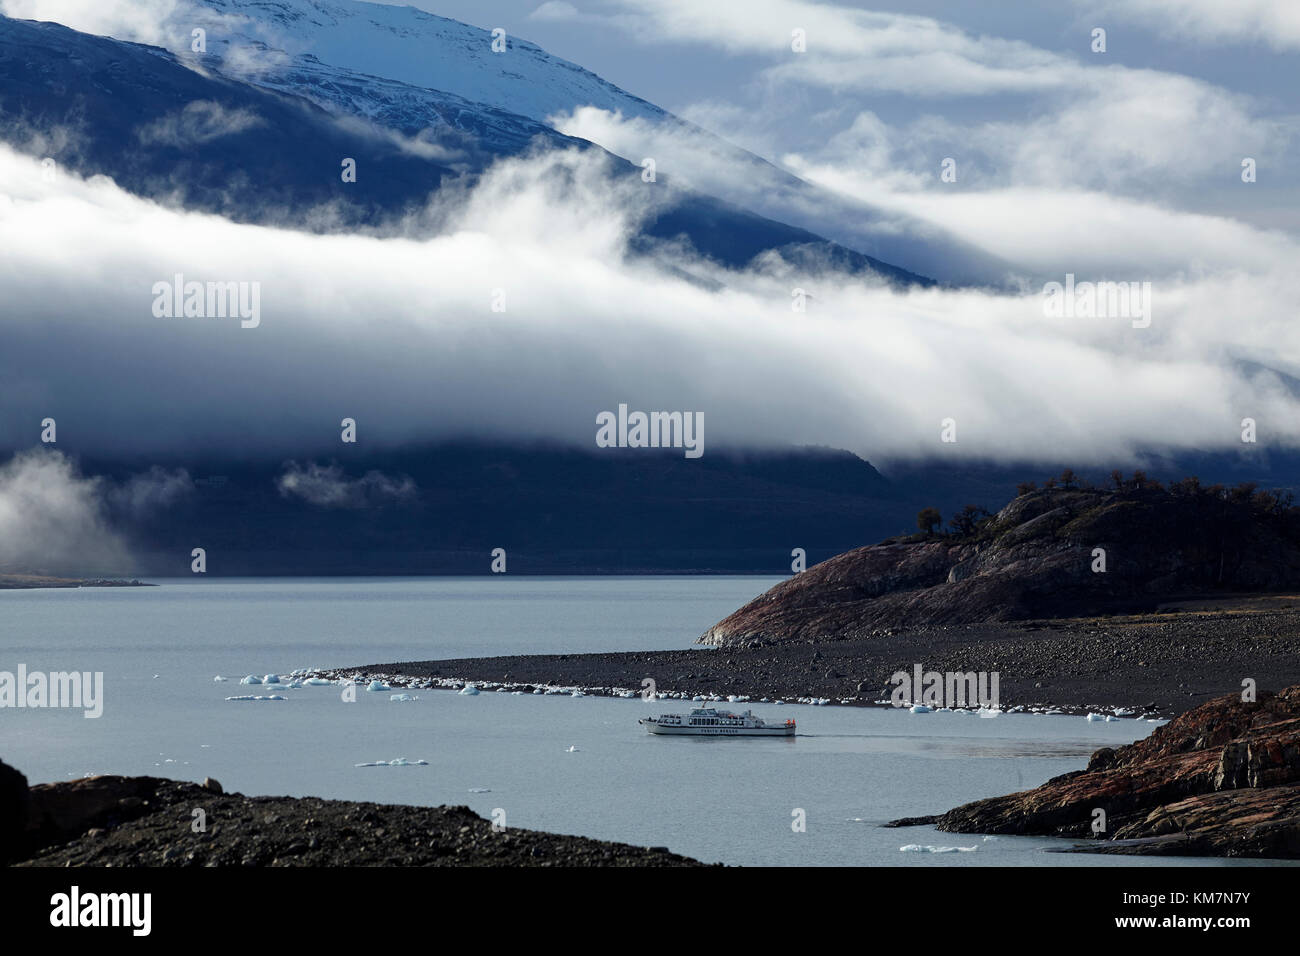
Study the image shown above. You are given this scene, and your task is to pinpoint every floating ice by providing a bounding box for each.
[263,675,282,684]
[355,757,429,767]
[367,680,391,692]
[240,675,262,685]
[909,704,932,714]
[389,693,418,702]
[225,694,286,701]
[468,787,491,793]
[532,688,544,694]
[459,684,480,696]
[570,690,584,697]
[304,677,333,686]
[900,844,979,853]
[1085,712,1117,722]
[977,707,1001,719]
[565,745,580,752]
[213,676,227,682]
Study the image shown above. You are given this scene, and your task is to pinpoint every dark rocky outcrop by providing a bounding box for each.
[701,483,1300,645]
[887,685,1300,858]
[3,765,705,867]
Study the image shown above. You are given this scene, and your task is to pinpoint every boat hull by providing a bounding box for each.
[639,719,794,737]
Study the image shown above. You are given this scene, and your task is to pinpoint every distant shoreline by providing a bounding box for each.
[331,610,1300,718]
[0,574,155,590]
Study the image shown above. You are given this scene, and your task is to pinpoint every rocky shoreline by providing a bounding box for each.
[0,573,153,589]
[886,685,1300,858]
[2,761,705,867]
[335,607,1300,718]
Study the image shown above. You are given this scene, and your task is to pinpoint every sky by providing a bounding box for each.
[0,0,1298,552]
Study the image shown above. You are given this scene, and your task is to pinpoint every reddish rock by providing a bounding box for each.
[889,685,1300,858]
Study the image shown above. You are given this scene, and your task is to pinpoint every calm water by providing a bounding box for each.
[0,577,1285,867]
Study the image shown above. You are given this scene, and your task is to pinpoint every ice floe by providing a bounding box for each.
[468,787,491,793]
[225,694,286,701]
[355,757,429,767]
[240,675,262,685]
[899,844,979,853]
[389,693,418,702]
[366,680,391,692]
[908,704,932,714]
[458,684,480,696]
[213,675,227,682]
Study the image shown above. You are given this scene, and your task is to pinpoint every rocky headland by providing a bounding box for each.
[700,480,1300,645]
[887,684,1300,858]
[2,760,704,867]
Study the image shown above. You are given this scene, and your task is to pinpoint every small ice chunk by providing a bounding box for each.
[459,684,480,696]
[240,675,262,685]
[304,677,333,686]
[1085,712,1106,722]
[263,674,281,684]
[213,676,227,682]
[225,694,286,701]
[899,844,978,853]
[565,745,580,752]
[909,704,932,714]
[367,680,391,692]
[389,693,418,702]
[468,787,491,793]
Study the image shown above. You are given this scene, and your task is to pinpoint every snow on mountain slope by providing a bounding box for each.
[191,0,668,129]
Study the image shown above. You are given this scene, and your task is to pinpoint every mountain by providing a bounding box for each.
[700,479,1300,643]
[0,14,931,282]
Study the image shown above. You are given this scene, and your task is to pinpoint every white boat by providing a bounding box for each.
[639,706,795,736]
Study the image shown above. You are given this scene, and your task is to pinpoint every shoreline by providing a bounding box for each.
[329,612,1300,719]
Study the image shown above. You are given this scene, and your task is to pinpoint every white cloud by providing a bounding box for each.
[529,1,579,21]
[137,100,265,147]
[277,462,416,508]
[0,448,131,574]
[1078,0,1300,51]
[1,142,1299,471]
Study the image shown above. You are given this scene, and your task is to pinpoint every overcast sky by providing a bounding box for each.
[1,0,1297,468]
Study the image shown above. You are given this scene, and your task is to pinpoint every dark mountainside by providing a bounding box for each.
[889,684,1300,858]
[0,15,930,285]
[701,476,1300,644]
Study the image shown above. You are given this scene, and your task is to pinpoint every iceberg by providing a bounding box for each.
[240,675,262,685]
[899,844,978,853]
[366,680,391,692]
[304,677,334,686]
[459,684,480,696]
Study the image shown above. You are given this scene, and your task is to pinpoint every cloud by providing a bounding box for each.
[108,466,194,519]
[136,100,265,147]
[0,448,131,574]
[2,142,1300,471]
[1076,0,1300,51]
[529,1,579,21]
[0,0,180,46]
[277,462,415,508]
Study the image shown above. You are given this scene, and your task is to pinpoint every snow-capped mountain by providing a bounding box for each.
[188,0,668,129]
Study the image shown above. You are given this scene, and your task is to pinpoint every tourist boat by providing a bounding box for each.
[639,706,795,736]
